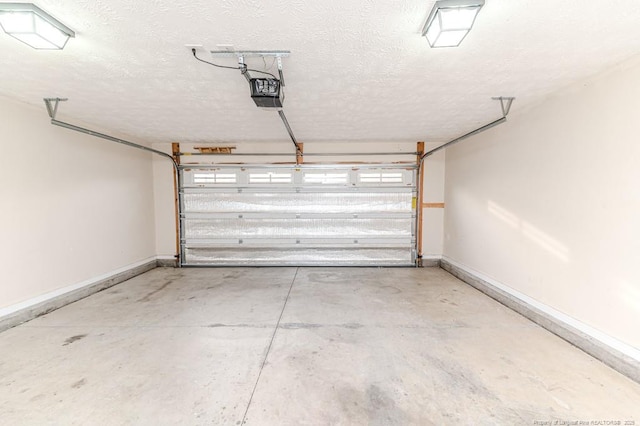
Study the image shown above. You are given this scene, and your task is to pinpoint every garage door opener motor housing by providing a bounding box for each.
[249,77,283,108]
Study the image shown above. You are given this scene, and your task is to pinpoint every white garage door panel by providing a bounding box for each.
[184,217,411,237]
[184,247,413,265]
[180,166,416,266]
[183,192,411,213]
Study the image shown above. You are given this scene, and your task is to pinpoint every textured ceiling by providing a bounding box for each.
[2,0,640,145]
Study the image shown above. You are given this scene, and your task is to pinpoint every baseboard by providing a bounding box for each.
[440,257,640,384]
[418,256,441,268]
[0,257,158,333]
[156,256,178,267]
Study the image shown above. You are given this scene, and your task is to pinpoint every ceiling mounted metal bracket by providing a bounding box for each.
[492,96,516,117]
[236,55,252,83]
[276,56,285,86]
[210,50,291,58]
[43,97,68,120]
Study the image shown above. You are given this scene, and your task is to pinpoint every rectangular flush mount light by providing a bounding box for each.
[0,3,75,49]
[422,0,485,48]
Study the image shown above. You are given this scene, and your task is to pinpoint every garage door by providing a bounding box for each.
[180,165,417,266]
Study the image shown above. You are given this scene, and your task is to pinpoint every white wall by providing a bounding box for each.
[422,149,445,258]
[443,56,640,350]
[0,96,157,310]
[152,141,446,260]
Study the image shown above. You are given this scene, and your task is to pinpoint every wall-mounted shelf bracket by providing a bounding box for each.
[492,96,516,117]
[43,97,68,120]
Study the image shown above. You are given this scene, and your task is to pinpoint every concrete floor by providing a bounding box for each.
[0,267,639,425]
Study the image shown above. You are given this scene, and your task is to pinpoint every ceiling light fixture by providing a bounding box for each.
[422,0,485,48]
[0,3,74,49]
